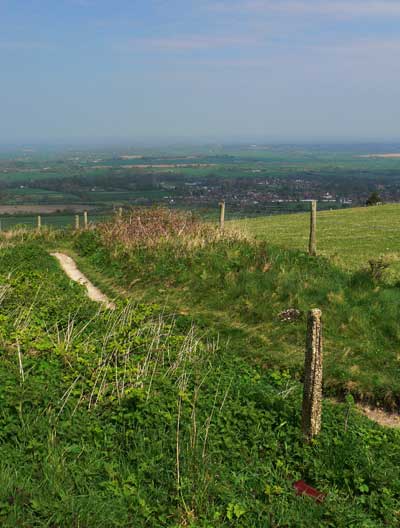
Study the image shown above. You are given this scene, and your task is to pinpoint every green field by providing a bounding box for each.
[0,214,109,230]
[233,204,400,273]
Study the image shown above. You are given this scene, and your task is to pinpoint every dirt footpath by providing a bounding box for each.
[51,252,115,309]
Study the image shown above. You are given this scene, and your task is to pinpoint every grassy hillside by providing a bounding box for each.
[232,204,400,274]
[1,240,399,526]
[71,208,400,408]
[2,212,400,526]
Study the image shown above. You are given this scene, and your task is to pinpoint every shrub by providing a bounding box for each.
[366,192,382,206]
[96,206,245,249]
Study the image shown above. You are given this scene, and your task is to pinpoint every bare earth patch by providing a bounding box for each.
[51,252,115,309]
[356,404,400,428]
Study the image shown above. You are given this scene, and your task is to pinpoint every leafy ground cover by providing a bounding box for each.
[0,236,399,525]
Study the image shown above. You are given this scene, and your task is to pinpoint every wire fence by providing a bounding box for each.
[0,213,110,231]
[0,201,351,231]
[1,201,397,276]
[189,200,350,221]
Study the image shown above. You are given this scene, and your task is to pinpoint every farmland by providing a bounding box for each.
[2,144,400,222]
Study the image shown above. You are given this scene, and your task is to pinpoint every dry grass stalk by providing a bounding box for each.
[97,206,246,251]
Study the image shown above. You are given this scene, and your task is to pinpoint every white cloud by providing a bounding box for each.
[115,35,259,52]
[211,0,400,17]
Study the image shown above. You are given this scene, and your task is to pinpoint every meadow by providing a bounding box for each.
[233,204,400,274]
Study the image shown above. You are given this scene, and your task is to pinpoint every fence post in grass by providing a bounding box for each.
[83,210,88,229]
[219,200,225,231]
[308,200,317,256]
[302,308,323,442]
[37,215,42,231]
[118,207,123,218]
[75,214,80,230]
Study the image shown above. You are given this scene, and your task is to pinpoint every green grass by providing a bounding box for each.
[0,171,63,182]
[6,188,80,203]
[0,239,399,526]
[70,215,400,409]
[233,204,400,274]
[0,213,110,230]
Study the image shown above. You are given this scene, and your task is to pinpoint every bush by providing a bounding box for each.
[366,192,382,206]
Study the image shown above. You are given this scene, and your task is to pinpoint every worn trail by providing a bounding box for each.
[357,404,400,429]
[51,253,400,428]
[51,252,116,309]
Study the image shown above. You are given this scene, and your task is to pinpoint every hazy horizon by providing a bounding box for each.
[2,0,400,144]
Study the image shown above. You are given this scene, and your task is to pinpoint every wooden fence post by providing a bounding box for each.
[118,207,123,218]
[308,200,317,256]
[219,201,225,230]
[302,309,323,441]
[37,215,42,231]
[75,214,80,230]
[83,210,88,229]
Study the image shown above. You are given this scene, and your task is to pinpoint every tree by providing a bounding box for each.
[366,191,382,206]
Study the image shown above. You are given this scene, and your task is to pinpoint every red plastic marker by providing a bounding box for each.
[293,480,326,503]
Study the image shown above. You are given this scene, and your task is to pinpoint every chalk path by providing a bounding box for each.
[50,253,400,428]
[357,404,400,429]
[51,252,116,309]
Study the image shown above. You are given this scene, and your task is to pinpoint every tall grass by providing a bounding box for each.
[98,206,246,249]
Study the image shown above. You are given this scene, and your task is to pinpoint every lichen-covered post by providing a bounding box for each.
[37,215,42,231]
[83,210,88,229]
[308,200,317,256]
[302,308,323,441]
[219,201,225,231]
[75,214,80,230]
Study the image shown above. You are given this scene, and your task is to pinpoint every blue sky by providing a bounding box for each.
[1,0,400,144]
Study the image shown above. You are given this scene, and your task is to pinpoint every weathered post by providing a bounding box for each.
[302,309,323,442]
[75,214,80,230]
[219,201,225,231]
[37,215,42,231]
[308,200,317,256]
[118,207,123,218]
[83,210,88,229]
